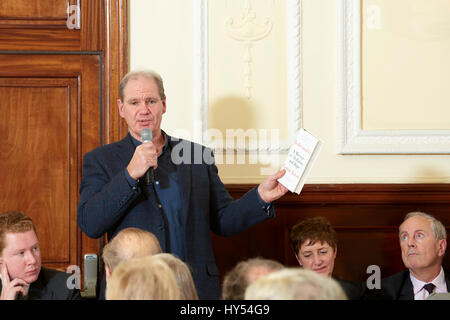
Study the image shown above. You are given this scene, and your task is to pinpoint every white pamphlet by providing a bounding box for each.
[278,129,323,194]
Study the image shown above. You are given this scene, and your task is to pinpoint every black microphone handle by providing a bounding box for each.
[144,167,154,185]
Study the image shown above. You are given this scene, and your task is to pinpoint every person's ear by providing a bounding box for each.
[105,265,112,283]
[295,253,302,266]
[118,99,125,118]
[162,98,166,114]
[438,239,447,257]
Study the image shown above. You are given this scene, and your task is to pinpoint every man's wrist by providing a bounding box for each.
[256,187,272,216]
[124,168,139,190]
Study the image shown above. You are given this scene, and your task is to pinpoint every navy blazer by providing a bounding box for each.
[0,267,81,300]
[77,134,275,299]
[381,269,450,300]
[335,278,366,300]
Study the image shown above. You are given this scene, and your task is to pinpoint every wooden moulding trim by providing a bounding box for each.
[104,0,128,145]
[225,183,450,205]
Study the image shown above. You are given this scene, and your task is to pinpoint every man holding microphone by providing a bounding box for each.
[77,70,288,299]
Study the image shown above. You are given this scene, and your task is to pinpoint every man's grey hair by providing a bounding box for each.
[402,211,447,241]
[102,227,162,272]
[222,257,284,300]
[119,69,166,102]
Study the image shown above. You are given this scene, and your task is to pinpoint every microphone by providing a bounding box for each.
[140,128,155,185]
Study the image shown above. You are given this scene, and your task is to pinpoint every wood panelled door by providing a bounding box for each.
[0,54,101,271]
[0,0,103,51]
[0,0,128,295]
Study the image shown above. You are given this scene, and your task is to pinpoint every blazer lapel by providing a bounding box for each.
[169,136,191,225]
[27,270,53,300]
[178,162,191,223]
[398,271,415,300]
[113,134,136,167]
[444,270,450,291]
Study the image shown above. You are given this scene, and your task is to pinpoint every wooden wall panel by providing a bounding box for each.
[0,0,104,51]
[0,0,68,26]
[0,54,100,272]
[80,0,103,51]
[0,77,78,268]
[79,54,103,266]
[104,0,128,144]
[212,184,450,284]
[0,0,127,294]
[0,29,81,51]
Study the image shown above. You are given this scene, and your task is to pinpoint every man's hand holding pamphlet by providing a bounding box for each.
[277,129,323,194]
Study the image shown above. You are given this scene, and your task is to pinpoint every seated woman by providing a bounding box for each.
[289,216,366,300]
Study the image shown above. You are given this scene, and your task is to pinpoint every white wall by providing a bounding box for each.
[129,0,450,184]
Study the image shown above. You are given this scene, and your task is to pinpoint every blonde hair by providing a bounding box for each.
[106,255,181,300]
[102,228,162,272]
[245,268,347,300]
[155,253,199,300]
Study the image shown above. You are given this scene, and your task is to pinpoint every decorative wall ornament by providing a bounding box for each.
[193,0,209,146]
[338,0,450,154]
[193,0,302,153]
[225,0,273,99]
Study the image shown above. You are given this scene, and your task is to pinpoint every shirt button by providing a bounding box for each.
[158,204,162,209]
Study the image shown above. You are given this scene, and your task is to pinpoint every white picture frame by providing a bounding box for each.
[337,0,450,154]
[193,0,303,153]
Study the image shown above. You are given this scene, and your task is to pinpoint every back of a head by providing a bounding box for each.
[155,253,199,300]
[222,257,284,300]
[106,255,181,300]
[0,211,36,255]
[244,268,347,300]
[102,227,162,271]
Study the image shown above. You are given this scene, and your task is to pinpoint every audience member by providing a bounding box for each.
[222,257,284,300]
[155,253,198,299]
[244,267,347,300]
[289,216,365,299]
[0,211,81,300]
[102,227,162,283]
[381,212,449,300]
[106,255,180,300]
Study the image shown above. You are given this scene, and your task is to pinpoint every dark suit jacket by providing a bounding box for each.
[381,269,450,300]
[77,134,275,299]
[335,278,366,300]
[0,267,81,300]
